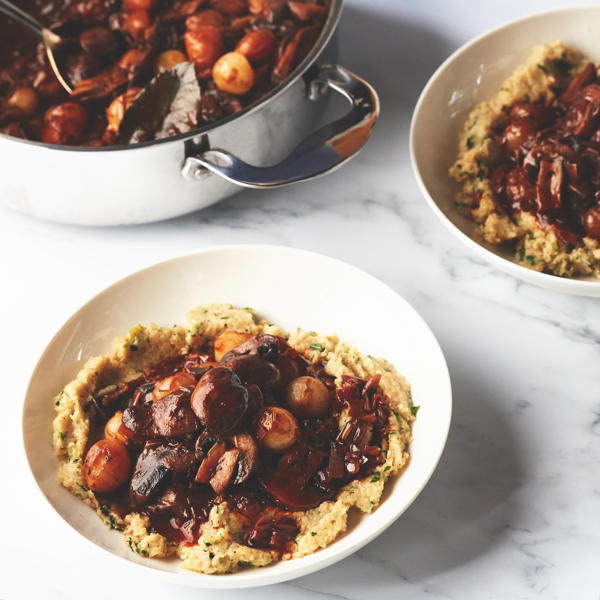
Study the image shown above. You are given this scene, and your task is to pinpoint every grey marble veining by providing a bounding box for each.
[2,1,600,598]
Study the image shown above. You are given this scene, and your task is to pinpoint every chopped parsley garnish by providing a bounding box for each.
[128,538,147,555]
[129,344,138,351]
[384,465,391,472]
[525,255,535,266]
[370,471,381,483]
[518,245,526,261]
[392,408,400,420]
[309,343,325,352]
[466,135,475,149]
[129,324,143,338]
[311,531,317,536]
[410,405,420,416]
[58,432,64,440]
[537,63,549,73]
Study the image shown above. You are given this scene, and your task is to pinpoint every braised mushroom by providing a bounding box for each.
[231,432,258,484]
[130,442,195,504]
[191,366,248,435]
[150,388,200,437]
[194,438,224,480]
[194,431,258,492]
[209,448,240,494]
[226,355,280,388]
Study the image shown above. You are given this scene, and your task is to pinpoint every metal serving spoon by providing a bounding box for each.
[0,0,72,93]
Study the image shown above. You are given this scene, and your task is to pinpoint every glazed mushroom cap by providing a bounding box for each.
[130,442,195,505]
[191,366,248,436]
[226,354,280,388]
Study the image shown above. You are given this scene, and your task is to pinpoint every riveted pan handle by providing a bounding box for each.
[181,64,379,188]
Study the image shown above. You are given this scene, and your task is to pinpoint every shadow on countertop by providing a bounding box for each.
[333,4,454,119]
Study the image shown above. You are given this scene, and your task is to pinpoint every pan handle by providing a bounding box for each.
[181,64,379,189]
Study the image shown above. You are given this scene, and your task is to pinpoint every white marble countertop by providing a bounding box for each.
[2,0,600,598]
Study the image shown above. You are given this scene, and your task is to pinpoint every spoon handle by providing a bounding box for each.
[0,0,43,37]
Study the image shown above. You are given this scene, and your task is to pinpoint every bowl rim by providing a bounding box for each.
[21,244,452,589]
[0,0,342,153]
[409,4,600,296]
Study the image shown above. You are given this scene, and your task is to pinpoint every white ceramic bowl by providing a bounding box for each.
[410,6,600,297]
[22,245,451,588]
